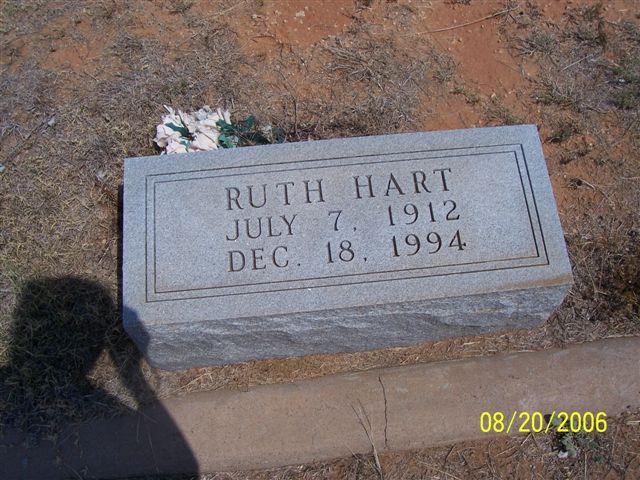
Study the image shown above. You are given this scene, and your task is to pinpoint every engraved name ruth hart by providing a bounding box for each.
[223,167,456,271]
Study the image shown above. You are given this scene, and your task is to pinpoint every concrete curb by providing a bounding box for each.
[3,337,639,479]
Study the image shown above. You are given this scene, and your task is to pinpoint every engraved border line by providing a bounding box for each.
[144,143,548,302]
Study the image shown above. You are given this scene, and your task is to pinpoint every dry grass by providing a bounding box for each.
[0,1,639,478]
[316,33,453,136]
[0,278,133,437]
[512,3,640,124]
[484,96,526,126]
[241,24,454,141]
[502,2,640,346]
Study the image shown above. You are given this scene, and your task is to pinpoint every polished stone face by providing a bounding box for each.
[123,125,573,370]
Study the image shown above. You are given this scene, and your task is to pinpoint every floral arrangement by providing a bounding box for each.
[154,105,284,154]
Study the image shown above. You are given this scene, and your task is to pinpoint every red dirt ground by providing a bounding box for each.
[1,0,639,478]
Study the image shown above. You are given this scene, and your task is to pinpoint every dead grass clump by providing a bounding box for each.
[484,96,526,126]
[550,208,640,343]
[0,60,56,144]
[0,1,62,35]
[609,52,640,111]
[503,6,640,345]
[568,2,607,46]
[84,26,246,162]
[249,24,455,142]
[535,71,598,110]
[518,29,557,57]
[0,278,129,437]
[547,115,582,143]
[315,33,453,137]
[511,6,640,124]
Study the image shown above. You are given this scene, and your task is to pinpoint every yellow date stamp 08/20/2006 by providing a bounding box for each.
[479,411,608,434]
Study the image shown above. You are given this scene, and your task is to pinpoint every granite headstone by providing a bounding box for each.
[123,125,572,369]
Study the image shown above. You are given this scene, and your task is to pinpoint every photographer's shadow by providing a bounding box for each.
[1,277,198,478]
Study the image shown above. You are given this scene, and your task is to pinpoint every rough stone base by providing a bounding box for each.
[125,285,569,370]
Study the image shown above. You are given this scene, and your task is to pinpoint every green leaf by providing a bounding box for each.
[215,115,284,147]
[240,115,255,130]
[216,119,235,135]
[218,134,238,148]
[166,122,191,138]
[272,127,286,143]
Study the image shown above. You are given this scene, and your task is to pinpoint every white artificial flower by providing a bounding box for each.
[181,113,198,135]
[190,131,218,151]
[165,139,188,154]
[160,106,184,128]
[154,104,232,154]
[195,116,219,130]
[194,105,213,121]
[218,107,231,124]
[154,123,181,148]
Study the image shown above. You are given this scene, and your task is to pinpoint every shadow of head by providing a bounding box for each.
[1,276,129,432]
[2,277,200,476]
